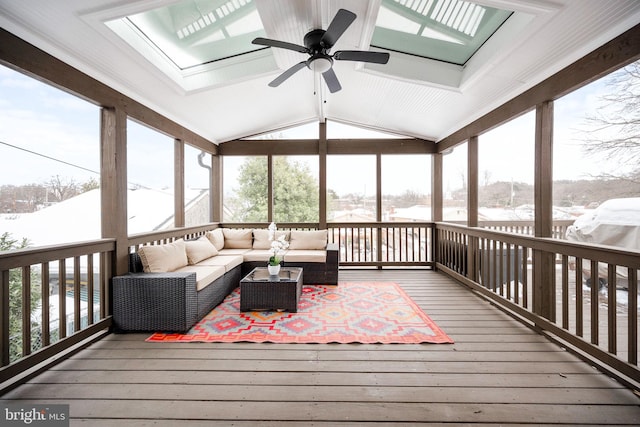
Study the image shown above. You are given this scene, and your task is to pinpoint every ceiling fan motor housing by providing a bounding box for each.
[303,29,329,53]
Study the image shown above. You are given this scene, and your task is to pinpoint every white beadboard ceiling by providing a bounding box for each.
[1,0,639,144]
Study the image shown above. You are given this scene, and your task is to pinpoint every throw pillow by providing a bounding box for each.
[222,228,253,249]
[252,229,290,249]
[205,229,225,251]
[288,230,328,250]
[138,239,188,273]
[185,236,219,264]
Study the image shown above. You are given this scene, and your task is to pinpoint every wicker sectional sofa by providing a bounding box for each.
[112,228,338,332]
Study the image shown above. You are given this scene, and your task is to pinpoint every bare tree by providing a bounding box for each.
[580,60,640,182]
[47,175,79,202]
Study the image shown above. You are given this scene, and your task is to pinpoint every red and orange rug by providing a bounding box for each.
[147,282,453,344]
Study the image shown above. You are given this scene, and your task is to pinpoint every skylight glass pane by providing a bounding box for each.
[372,0,512,65]
[110,0,266,70]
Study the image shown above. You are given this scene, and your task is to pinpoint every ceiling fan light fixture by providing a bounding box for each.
[309,56,332,73]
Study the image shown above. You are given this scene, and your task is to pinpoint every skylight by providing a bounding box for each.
[372,0,512,65]
[109,0,266,70]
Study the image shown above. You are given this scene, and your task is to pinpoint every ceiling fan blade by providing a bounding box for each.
[334,50,390,64]
[268,61,308,87]
[252,37,308,54]
[322,68,342,93]
[321,9,356,48]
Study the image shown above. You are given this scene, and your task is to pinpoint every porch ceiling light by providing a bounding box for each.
[308,56,333,73]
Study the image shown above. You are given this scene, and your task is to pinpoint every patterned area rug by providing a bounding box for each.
[146,282,453,344]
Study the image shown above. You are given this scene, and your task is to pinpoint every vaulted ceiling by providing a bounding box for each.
[1,0,639,144]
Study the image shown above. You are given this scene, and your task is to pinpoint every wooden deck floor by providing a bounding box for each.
[2,269,640,425]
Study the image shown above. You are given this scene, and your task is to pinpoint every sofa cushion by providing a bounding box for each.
[185,236,219,265]
[205,229,225,251]
[252,229,290,249]
[222,229,253,249]
[218,248,252,256]
[196,255,244,272]
[283,250,327,263]
[243,249,278,262]
[174,265,226,291]
[138,239,188,273]
[288,230,328,250]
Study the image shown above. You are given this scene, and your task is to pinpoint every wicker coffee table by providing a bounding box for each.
[240,267,303,312]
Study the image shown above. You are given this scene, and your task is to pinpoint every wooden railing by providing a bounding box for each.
[0,239,115,388]
[478,219,574,240]
[3,219,635,392]
[223,222,435,267]
[327,222,434,267]
[435,222,640,389]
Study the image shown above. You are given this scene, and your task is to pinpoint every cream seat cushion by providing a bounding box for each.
[243,249,279,262]
[138,239,188,273]
[218,248,252,256]
[283,250,326,263]
[196,255,244,272]
[174,265,226,291]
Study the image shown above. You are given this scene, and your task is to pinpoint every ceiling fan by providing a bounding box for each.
[252,8,390,93]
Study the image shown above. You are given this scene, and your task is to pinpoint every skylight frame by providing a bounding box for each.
[372,0,513,66]
[109,0,268,71]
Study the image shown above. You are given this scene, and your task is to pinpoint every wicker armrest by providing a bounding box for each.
[326,242,339,266]
[112,272,198,333]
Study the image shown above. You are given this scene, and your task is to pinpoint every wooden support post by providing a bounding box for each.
[467,136,478,280]
[533,101,555,321]
[376,154,383,268]
[174,138,185,228]
[212,155,222,222]
[319,122,327,229]
[267,155,273,222]
[100,107,129,277]
[432,153,443,267]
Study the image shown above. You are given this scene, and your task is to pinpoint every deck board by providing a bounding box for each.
[2,269,639,425]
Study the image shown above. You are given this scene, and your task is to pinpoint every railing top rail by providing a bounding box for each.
[220,223,320,229]
[0,238,116,270]
[328,221,434,227]
[128,223,219,247]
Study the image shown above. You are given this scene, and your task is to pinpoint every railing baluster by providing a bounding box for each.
[628,268,638,365]
[576,257,583,338]
[491,240,497,292]
[1,269,9,366]
[21,266,31,357]
[562,255,569,329]
[58,259,66,340]
[74,256,81,333]
[42,262,50,347]
[513,245,520,304]
[522,247,529,309]
[608,263,617,355]
[87,254,94,326]
[590,259,599,346]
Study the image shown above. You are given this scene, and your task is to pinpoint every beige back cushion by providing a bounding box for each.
[138,239,188,273]
[252,229,290,249]
[205,229,225,251]
[288,230,328,250]
[185,236,219,265]
[222,228,253,249]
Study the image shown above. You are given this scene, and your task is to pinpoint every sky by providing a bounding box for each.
[0,61,633,198]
